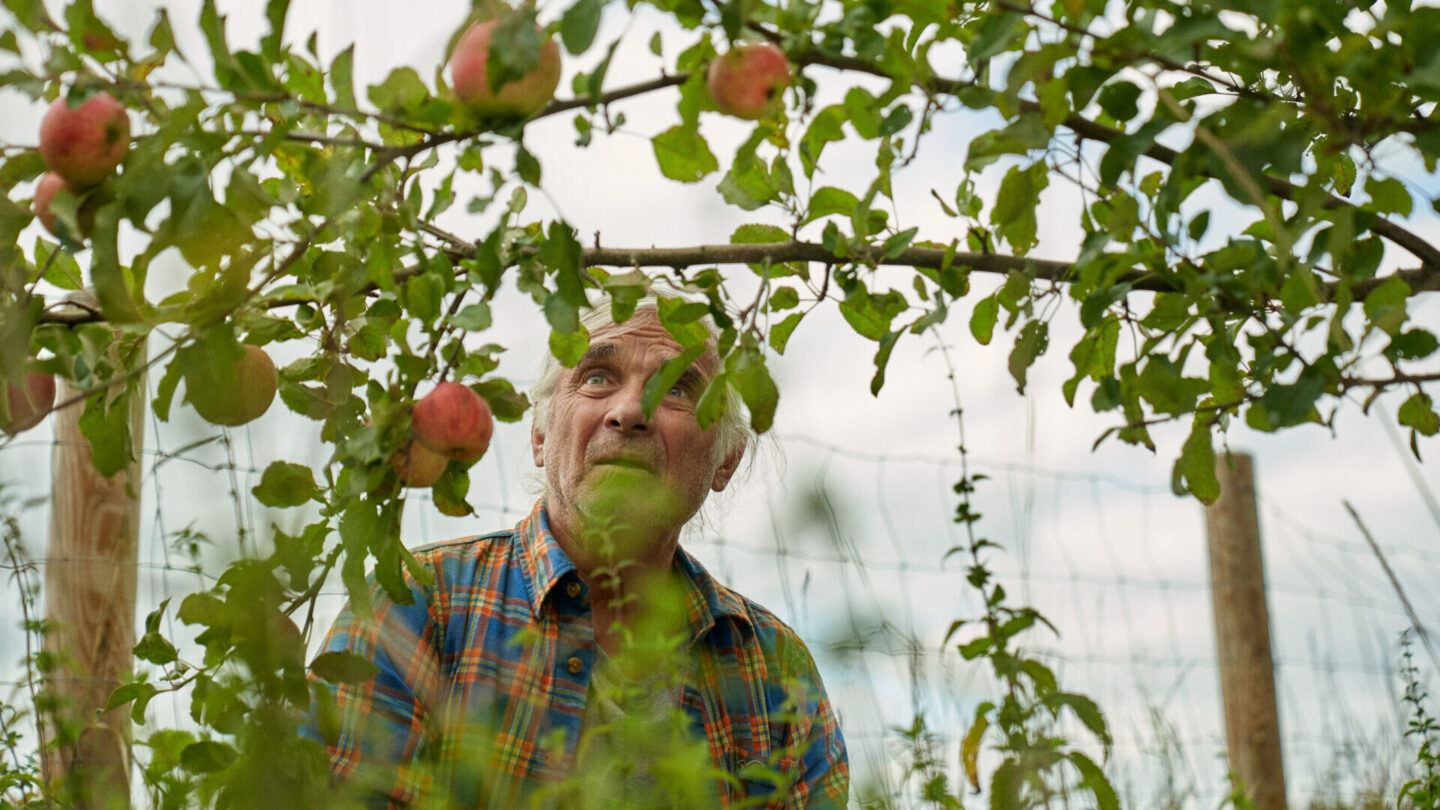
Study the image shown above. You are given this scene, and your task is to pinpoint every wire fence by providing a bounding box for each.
[0,401,1435,809]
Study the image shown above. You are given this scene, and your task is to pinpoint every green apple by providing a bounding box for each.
[185,345,278,427]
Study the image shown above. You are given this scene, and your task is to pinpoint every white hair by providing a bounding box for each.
[529,295,751,464]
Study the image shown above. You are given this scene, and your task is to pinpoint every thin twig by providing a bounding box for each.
[1343,500,1440,676]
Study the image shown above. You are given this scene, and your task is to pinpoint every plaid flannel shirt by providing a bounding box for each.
[305,501,848,808]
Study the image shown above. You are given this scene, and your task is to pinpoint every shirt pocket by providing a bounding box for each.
[726,745,800,808]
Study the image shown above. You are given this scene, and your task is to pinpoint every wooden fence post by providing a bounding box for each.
[43,369,144,809]
[1205,451,1288,810]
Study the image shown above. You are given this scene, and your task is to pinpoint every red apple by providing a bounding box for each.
[412,381,493,462]
[38,91,130,188]
[391,439,449,488]
[707,42,791,121]
[185,345,278,427]
[32,171,97,239]
[449,19,561,118]
[33,172,71,235]
[1,373,56,435]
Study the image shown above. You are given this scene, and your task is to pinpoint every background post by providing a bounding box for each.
[42,367,144,808]
[1206,451,1288,810]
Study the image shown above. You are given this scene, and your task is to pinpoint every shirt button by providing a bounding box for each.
[566,656,584,675]
[566,581,583,599]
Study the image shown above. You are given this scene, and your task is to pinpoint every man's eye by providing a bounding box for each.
[584,373,607,385]
[667,385,687,397]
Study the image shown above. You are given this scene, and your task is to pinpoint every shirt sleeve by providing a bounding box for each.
[303,570,445,807]
[776,631,849,809]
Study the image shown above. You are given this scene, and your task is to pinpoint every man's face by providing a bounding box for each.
[532,310,743,551]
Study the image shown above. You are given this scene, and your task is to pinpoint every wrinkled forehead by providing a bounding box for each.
[585,310,721,374]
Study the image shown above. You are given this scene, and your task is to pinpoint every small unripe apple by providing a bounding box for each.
[707,42,791,121]
[449,19,562,118]
[38,92,130,188]
[185,345,278,427]
[391,439,449,488]
[412,381,493,462]
[1,373,56,435]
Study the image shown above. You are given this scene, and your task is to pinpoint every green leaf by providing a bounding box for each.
[768,287,799,311]
[870,332,899,395]
[840,289,906,341]
[515,145,541,185]
[1385,329,1439,362]
[77,386,136,478]
[1097,80,1141,122]
[198,0,240,88]
[1398,392,1440,437]
[451,302,493,331]
[473,378,530,422]
[769,312,803,354]
[433,464,472,517]
[970,294,999,345]
[804,186,859,225]
[640,346,706,418]
[882,227,918,259]
[730,223,788,244]
[310,652,380,685]
[1173,420,1220,503]
[1007,320,1048,393]
[1366,175,1412,217]
[695,371,730,429]
[1046,692,1112,750]
[134,632,178,665]
[549,328,590,367]
[487,9,544,92]
[843,87,881,139]
[329,44,356,108]
[561,0,604,54]
[652,125,718,183]
[89,204,145,322]
[1069,751,1120,810]
[367,66,429,113]
[993,162,1049,253]
[726,346,778,432]
[1363,275,1411,335]
[799,105,846,179]
[105,681,157,720]
[967,9,1023,63]
[251,461,319,508]
[180,740,238,774]
[1137,356,1208,416]
[878,104,913,137]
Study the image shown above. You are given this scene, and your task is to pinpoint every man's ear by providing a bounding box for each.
[710,441,746,492]
[531,422,546,467]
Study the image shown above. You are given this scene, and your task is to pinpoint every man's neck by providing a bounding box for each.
[547,504,683,655]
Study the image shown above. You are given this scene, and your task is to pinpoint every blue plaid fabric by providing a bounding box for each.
[305,501,848,808]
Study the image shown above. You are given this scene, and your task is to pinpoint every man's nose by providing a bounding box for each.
[605,384,650,432]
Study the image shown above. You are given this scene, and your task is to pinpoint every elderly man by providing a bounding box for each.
[307,299,848,808]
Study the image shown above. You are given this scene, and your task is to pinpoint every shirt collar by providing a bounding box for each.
[517,500,753,643]
[517,500,578,618]
[673,544,754,645]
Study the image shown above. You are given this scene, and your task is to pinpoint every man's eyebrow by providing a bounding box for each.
[573,343,618,367]
[673,366,707,390]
